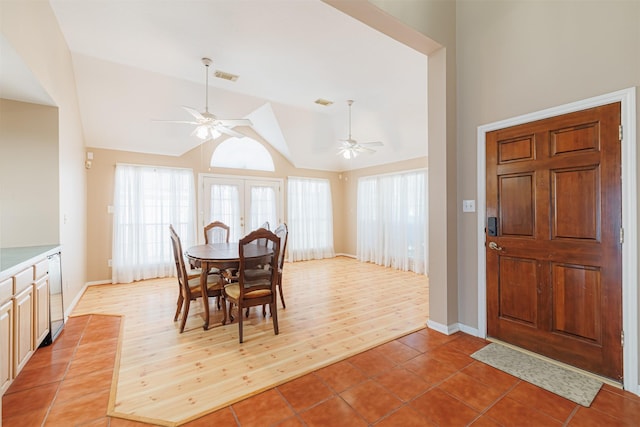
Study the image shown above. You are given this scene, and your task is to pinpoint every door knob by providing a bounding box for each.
[488,241,503,251]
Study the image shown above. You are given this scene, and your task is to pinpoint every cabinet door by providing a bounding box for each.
[0,299,13,394]
[35,277,50,345]
[14,286,34,375]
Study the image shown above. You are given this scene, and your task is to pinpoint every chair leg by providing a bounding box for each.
[271,302,279,335]
[220,294,228,325]
[174,294,184,321]
[228,301,235,322]
[262,304,267,317]
[278,283,286,309]
[245,307,250,318]
[179,299,190,333]
[238,305,244,343]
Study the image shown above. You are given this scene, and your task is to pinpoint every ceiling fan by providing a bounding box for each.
[337,100,384,159]
[155,57,252,140]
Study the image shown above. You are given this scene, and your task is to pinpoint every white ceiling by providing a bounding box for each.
[6,0,428,171]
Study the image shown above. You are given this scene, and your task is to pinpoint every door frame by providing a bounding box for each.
[476,87,638,394]
[197,173,284,242]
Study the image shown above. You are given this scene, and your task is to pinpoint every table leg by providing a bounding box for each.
[201,262,210,330]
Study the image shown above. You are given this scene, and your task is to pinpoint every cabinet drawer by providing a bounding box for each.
[0,278,11,305]
[34,259,49,281]
[13,268,33,295]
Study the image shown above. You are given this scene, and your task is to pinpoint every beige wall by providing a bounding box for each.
[1,1,87,310]
[456,0,640,387]
[456,0,640,325]
[0,99,59,247]
[86,128,378,281]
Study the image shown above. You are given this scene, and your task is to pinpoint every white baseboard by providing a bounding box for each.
[63,282,89,319]
[63,280,111,320]
[335,253,357,259]
[426,319,459,335]
[87,280,112,286]
[458,323,480,337]
[426,320,480,337]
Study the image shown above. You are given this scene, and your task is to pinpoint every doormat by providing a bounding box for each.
[471,343,602,407]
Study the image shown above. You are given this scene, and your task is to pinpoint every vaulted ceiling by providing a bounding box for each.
[3,0,428,171]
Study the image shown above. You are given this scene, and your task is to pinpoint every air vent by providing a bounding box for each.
[315,98,333,106]
[214,70,239,82]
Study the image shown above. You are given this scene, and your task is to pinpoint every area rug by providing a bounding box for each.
[471,343,602,406]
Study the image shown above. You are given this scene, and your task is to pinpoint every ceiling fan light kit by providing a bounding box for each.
[154,57,252,141]
[337,99,383,159]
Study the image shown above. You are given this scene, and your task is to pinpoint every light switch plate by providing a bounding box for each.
[462,199,476,213]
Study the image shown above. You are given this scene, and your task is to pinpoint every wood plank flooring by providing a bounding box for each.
[71,257,429,426]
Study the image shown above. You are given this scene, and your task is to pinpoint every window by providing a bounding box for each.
[357,170,427,274]
[287,177,335,262]
[210,137,275,171]
[112,164,195,283]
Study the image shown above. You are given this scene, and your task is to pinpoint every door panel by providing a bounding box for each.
[499,174,535,237]
[486,102,622,381]
[498,256,537,325]
[201,176,282,242]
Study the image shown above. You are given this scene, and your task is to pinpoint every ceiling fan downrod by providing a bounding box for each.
[202,57,212,114]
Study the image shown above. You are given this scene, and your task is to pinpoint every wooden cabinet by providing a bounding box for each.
[34,259,50,345]
[0,298,13,395]
[35,276,50,345]
[13,284,34,374]
[0,249,59,396]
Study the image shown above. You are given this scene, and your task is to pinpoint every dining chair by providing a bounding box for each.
[222,221,270,287]
[223,228,280,343]
[169,225,225,332]
[273,222,289,308]
[204,221,230,244]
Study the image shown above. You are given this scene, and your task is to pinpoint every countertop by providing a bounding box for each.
[0,245,61,277]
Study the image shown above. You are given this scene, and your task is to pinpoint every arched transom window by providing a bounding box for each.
[210,137,275,172]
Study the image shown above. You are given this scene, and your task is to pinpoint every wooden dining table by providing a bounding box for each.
[185,242,272,330]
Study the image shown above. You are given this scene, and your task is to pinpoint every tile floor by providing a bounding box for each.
[3,314,640,426]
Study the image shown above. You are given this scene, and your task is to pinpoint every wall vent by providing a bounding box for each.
[214,70,239,82]
[315,98,333,106]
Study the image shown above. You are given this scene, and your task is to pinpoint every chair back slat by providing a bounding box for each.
[238,229,280,299]
[204,221,230,244]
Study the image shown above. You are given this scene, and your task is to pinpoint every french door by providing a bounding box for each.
[199,175,283,242]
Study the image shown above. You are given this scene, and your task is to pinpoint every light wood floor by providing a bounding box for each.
[71,257,429,426]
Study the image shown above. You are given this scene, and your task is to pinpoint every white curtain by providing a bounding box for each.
[287,177,335,262]
[249,186,277,231]
[112,164,195,283]
[209,184,241,242]
[357,170,428,274]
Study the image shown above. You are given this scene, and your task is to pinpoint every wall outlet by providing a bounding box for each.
[462,199,476,213]
[108,259,112,267]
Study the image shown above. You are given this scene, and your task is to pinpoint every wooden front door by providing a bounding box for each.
[486,102,623,381]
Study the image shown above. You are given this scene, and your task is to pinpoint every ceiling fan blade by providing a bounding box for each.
[181,106,205,121]
[216,118,253,127]
[360,141,384,147]
[355,145,376,153]
[152,119,200,125]
[215,125,246,138]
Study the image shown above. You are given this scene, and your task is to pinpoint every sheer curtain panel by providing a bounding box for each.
[112,164,196,283]
[357,170,427,274]
[287,177,335,261]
